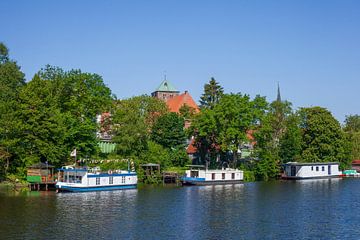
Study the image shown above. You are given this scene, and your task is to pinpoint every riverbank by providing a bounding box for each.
[0,181,29,192]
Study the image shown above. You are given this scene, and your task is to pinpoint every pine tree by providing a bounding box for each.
[199,77,224,109]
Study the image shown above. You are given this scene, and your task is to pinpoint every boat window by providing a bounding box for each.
[232,173,235,179]
[311,166,313,171]
[190,171,199,178]
[122,176,125,183]
[76,176,82,183]
[96,177,100,185]
[109,176,113,184]
[212,173,215,180]
[222,173,225,180]
[322,166,325,171]
[316,167,319,171]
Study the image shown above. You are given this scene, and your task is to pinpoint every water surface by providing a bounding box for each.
[1,179,360,239]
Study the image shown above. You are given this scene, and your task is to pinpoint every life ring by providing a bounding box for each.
[108,170,113,175]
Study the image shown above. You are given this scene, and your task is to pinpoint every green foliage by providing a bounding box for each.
[179,104,197,120]
[191,108,218,165]
[98,160,128,172]
[344,115,360,132]
[0,55,113,178]
[169,148,190,167]
[243,170,256,182]
[199,77,224,109]
[151,112,186,149]
[298,107,351,169]
[0,43,25,177]
[344,115,360,160]
[112,95,168,157]
[279,114,302,163]
[215,93,267,164]
[138,141,171,168]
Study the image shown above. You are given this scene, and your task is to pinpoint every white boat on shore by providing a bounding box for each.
[180,165,244,185]
[55,166,137,192]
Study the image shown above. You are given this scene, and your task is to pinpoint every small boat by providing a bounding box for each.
[55,166,137,192]
[282,162,342,179]
[342,169,360,177]
[180,165,244,185]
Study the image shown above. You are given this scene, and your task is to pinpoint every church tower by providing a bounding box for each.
[277,82,282,102]
[151,78,180,101]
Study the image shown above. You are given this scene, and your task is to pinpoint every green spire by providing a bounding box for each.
[155,79,178,92]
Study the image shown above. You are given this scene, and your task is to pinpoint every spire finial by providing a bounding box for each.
[277,82,281,102]
[164,70,167,81]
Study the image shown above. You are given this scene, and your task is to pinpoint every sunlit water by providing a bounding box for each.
[1,179,360,239]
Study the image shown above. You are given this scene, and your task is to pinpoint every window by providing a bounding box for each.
[96,177,100,185]
[316,167,319,171]
[322,166,325,171]
[212,173,215,180]
[222,173,225,180]
[311,166,313,171]
[109,176,113,184]
[122,176,125,183]
[232,173,235,179]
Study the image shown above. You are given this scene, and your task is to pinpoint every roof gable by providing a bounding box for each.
[166,91,199,113]
[155,80,179,92]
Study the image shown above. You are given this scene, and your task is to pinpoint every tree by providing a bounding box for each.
[190,108,219,166]
[279,113,302,163]
[37,66,114,160]
[199,77,224,109]
[344,115,360,132]
[298,107,351,169]
[214,93,267,166]
[344,115,360,160]
[0,43,25,177]
[112,95,168,157]
[17,74,67,166]
[151,112,186,149]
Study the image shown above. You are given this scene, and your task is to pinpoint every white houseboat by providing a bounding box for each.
[282,162,342,179]
[55,166,137,192]
[181,165,244,185]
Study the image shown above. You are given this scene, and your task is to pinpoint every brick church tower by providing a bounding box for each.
[151,79,180,101]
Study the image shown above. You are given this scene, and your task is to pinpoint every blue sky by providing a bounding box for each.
[1,0,359,122]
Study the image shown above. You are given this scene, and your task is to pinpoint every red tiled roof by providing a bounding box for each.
[166,91,199,113]
[186,138,197,154]
[352,160,360,165]
[246,130,256,146]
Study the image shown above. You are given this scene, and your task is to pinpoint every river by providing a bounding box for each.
[1,178,360,239]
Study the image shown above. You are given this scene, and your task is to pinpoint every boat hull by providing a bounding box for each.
[281,175,342,180]
[56,184,137,192]
[181,177,243,186]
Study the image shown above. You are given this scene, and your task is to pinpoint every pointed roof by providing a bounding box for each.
[155,80,179,92]
[277,82,282,102]
[166,91,200,113]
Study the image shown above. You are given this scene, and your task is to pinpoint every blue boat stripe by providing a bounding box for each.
[56,184,137,192]
[181,177,205,181]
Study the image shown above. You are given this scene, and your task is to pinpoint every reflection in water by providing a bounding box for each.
[1,179,360,239]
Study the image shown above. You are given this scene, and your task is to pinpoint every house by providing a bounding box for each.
[283,162,342,179]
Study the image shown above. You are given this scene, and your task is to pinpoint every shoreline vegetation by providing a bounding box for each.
[1,42,360,188]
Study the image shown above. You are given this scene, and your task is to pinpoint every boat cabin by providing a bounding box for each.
[182,165,244,185]
[283,162,342,179]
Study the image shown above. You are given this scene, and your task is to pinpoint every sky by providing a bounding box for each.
[1,0,359,122]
